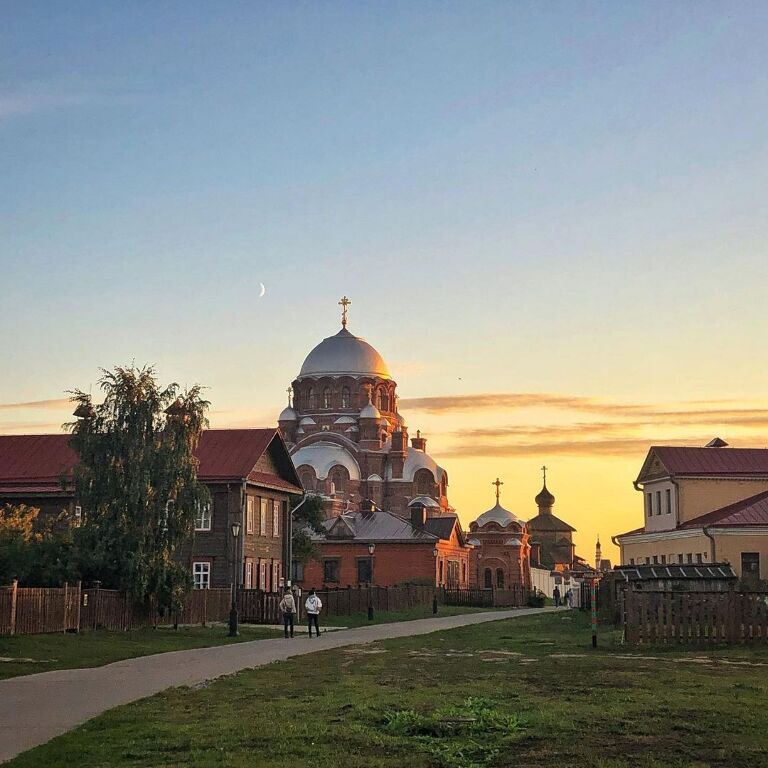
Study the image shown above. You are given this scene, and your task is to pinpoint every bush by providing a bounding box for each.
[527,592,546,608]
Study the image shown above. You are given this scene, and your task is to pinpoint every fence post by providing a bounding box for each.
[203,587,208,628]
[75,581,82,633]
[9,579,18,636]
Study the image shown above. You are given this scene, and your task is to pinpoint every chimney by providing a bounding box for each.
[411,429,427,452]
[410,503,427,528]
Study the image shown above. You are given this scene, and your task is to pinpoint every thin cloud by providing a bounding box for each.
[0,398,70,412]
[0,91,88,121]
[441,437,720,459]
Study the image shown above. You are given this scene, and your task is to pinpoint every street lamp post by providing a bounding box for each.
[367,542,376,621]
[228,520,242,637]
[432,547,439,614]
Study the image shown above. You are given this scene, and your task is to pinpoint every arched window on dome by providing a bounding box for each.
[496,569,505,589]
[322,388,331,409]
[341,387,350,408]
[308,388,316,409]
[328,465,349,496]
[297,465,317,491]
[414,468,434,496]
[484,568,493,589]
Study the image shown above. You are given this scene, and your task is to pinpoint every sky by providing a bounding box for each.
[3,2,768,560]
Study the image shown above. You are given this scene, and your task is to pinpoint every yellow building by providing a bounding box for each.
[614,440,768,579]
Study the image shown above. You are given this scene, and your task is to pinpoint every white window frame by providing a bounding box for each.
[195,502,212,531]
[272,500,280,538]
[193,561,211,589]
[245,561,253,590]
[246,497,255,534]
[260,498,268,536]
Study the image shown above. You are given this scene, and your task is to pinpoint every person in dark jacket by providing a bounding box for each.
[278,589,296,638]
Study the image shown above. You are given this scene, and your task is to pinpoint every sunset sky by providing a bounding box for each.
[3,3,768,558]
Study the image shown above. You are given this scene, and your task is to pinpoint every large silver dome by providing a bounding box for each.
[298,328,391,379]
[474,502,522,528]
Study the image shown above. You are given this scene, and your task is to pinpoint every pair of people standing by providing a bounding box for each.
[277,588,323,638]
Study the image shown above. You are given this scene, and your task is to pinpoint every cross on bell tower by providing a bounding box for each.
[492,477,503,503]
[339,295,351,329]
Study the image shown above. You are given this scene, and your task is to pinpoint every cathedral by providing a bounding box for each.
[278,298,450,517]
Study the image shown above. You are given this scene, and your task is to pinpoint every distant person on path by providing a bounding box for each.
[305,589,323,638]
[553,586,561,607]
[278,588,296,638]
[565,588,573,608]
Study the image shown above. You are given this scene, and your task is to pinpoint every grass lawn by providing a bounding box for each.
[0,624,281,680]
[329,604,512,629]
[7,610,768,768]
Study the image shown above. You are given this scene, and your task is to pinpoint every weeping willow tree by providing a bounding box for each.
[67,365,210,613]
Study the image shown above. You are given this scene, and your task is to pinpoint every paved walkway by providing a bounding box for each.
[0,607,554,763]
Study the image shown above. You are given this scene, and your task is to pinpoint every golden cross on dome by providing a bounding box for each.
[286,387,292,406]
[541,465,548,485]
[492,477,503,502]
[339,295,351,328]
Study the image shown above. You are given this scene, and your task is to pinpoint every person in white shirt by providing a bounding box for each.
[305,589,323,638]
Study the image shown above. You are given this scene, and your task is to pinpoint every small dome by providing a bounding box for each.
[535,483,555,507]
[298,328,391,379]
[360,402,381,419]
[474,502,522,528]
[408,495,441,509]
[334,416,357,425]
[279,406,297,422]
[299,416,316,426]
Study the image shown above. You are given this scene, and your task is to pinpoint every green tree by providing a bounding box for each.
[67,365,209,613]
[290,493,326,566]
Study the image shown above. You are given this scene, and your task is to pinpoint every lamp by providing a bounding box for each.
[367,542,375,621]
[432,547,439,614]
[228,519,242,637]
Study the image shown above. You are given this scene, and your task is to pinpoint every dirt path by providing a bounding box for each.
[0,607,555,763]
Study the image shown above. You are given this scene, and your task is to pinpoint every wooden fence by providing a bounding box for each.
[1,581,532,635]
[623,589,768,645]
[0,581,233,636]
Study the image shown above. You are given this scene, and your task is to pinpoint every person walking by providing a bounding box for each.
[305,589,323,638]
[278,588,296,638]
[553,585,561,607]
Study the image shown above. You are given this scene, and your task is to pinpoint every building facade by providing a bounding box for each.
[467,480,531,590]
[278,299,450,518]
[614,440,768,579]
[300,498,470,588]
[0,429,302,591]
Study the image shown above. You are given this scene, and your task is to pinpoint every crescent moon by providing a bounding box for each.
[259,282,266,298]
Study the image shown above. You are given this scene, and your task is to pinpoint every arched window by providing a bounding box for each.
[308,388,316,409]
[322,388,331,409]
[377,388,389,412]
[297,465,317,491]
[484,568,493,589]
[414,469,434,496]
[328,465,349,496]
[496,569,505,589]
[341,387,350,408]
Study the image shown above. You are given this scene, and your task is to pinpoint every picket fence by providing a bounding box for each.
[623,589,768,646]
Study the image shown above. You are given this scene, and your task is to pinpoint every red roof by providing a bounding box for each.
[0,434,77,484]
[0,429,301,493]
[651,446,768,476]
[680,490,768,529]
